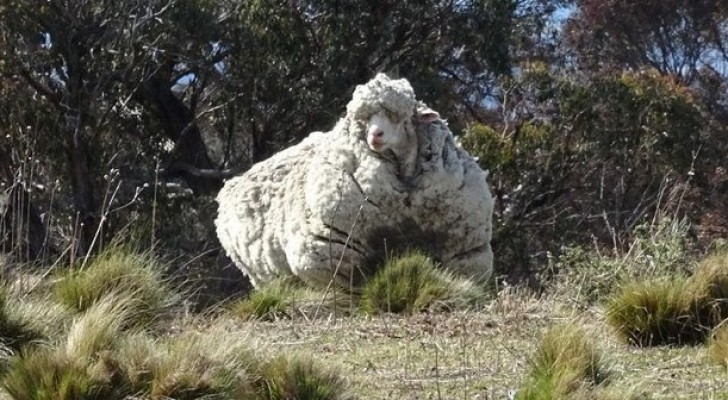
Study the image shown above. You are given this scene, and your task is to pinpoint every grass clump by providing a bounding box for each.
[360,251,486,315]
[1,294,135,399]
[230,277,299,321]
[117,326,259,399]
[53,244,178,325]
[516,324,609,400]
[257,355,345,400]
[0,284,70,355]
[708,324,728,368]
[607,250,728,346]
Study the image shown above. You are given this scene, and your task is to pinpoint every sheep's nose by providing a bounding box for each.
[368,126,384,138]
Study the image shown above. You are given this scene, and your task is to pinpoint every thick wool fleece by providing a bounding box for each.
[216,74,493,289]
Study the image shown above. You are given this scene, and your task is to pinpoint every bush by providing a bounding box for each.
[550,218,692,303]
[53,245,179,326]
[359,252,487,315]
[606,250,728,346]
[517,324,609,400]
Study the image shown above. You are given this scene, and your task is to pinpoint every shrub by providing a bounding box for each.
[551,218,692,303]
[359,252,487,315]
[53,245,179,326]
[256,355,345,400]
[517,324,609,400]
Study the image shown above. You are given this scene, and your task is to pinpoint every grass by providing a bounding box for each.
[359,251,488,314]
[516,324,609,400]
[606,249,728,346]
[550,218,693,303]
[0,283,70,358]
[257,355,345,400]
[52,244,179,327]
[708,324,728,368]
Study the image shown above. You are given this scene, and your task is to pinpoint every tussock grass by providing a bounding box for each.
[257,355,344,400]
[360,252,487,315]
[516,324,609,400]
[230,277,299,320]
[607,250,728,346]
[0,284,70,354]
[117,325,259,399]
[230,276,357,320]
[1,294,136,399]
[708,325,728,368]
[53,245,179,326]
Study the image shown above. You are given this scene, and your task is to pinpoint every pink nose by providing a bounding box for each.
[368,126,384,138]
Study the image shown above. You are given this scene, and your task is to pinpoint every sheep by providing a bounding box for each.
[215,73,493,290]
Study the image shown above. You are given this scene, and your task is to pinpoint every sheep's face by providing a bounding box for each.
[366,110,408,153]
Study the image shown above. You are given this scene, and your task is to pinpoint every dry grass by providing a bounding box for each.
[231,289,728,399]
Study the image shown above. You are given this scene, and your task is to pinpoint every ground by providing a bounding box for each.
[233,289,728,399]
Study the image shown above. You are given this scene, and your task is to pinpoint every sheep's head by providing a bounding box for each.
[347,73,418,153]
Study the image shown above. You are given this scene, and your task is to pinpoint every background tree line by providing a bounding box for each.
[1,0,726,298]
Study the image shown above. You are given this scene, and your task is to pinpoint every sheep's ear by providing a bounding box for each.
[417,106,440,123]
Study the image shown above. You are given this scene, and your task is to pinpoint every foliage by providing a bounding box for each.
[550,218,693,302]
[516,324,609,400]
[462,63,709,278]
[359,252,487,315]
[606,250,728,346]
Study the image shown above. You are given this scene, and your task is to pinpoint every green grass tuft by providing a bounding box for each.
[230,277,297,320]
[0,283,71,358]
[359,251,486,315]
[257,355,345,400]
[606,250,728,346]
[2,349,116,400]
[517,324,609,400]
[53,245,179,326]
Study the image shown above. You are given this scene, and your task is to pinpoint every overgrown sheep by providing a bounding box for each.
[216,73,493,290]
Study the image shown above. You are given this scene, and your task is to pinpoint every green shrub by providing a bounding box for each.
[359,252,486,315]
[517,324,608,400]
[53,245,179,326]
[257,355,344,400]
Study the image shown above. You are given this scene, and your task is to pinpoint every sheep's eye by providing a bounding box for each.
[384,110,402,123]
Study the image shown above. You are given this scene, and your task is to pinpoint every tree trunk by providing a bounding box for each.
[140,73,221,194]
[66,123,98,256]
